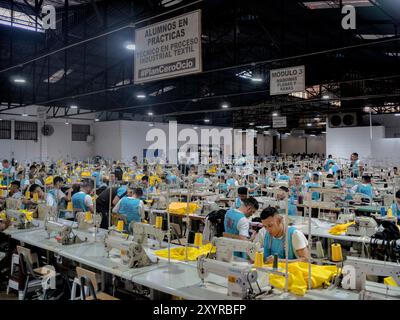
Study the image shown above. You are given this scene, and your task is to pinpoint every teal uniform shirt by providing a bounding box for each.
[264,226,297,260]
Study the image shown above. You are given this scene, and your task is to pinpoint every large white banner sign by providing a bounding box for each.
[134,10,202,84]
[270,65,305,95]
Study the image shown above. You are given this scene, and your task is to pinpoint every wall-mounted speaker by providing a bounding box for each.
[328,113,357,128]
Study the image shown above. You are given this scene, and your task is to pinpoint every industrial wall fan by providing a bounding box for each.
[41,124,55,136]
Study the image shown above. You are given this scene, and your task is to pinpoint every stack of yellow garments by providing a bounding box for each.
[263,262,338,296]
[168,202,200,215]
[328,222,355,235]
[207,166,217,174]
[155,243,216,261]
[135,174,145,181]
[81,171,91,177]
[45,176,53,186]
[149,175,161,186]
[384,277,398,287]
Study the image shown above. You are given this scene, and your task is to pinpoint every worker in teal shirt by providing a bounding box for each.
[91,164,102,188]
[324,155,335,172]
[352,175,375,201]
[224,197,259,258]
[235,186,248,209]
[260,207,309,263]
[72,179,94,213]
[304,174,321,201]
[277,186,298,216]
[1,159,15,186]
[350,152,363,178]
[278,168,291,181]
[113,187,144,227]
[390,190,400,220]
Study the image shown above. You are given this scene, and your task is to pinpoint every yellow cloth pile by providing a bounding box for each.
[328,222,355,235]
[45,176,53,185]
[154,243,216,261]
[384,277,398,287]
[168,202,200,215]
[81,171,91,177]
[207,166,217,174]
[149,175,161,186]
[135,174,144,181]
[263,262,338,296]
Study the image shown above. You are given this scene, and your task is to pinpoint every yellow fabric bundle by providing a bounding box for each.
[384,277,398,287]
[328,222,355,235]
[45,176,53,185]
[135,174,145,181]
[149,175,161,186]
[264,262,338,296]
[207,166,217,174]
[81,171,91,177]
[155,243,216,261]
[168,202,200,215]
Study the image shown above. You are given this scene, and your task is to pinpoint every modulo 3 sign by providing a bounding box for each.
[270,65,305,95]
[134,10,202,84]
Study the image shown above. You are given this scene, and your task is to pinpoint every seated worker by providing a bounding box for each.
[9,180,23,199]
[260,207,309,262]
[278,168,291,181]
[351,175,376,200]
[195,173,212,185]
[217,176,228,193]
[140,176,156,197]
[289,174,303,200]
[247,175,260,196]
[226,175,239,188]
[304,173,321,201]
[46,176,72,208]
[224,197,259,241]
[393,167,399,176]
[91,164,102,188]
[36,168,47,187]
[323,155,335,172]
[328,162,340,175]
[112,187,145,227]
[22,184,45,210]
[1,159,15,186]
[335,170,345,188]
[112,182,128,206]
[235,186,248,209]
[71,179,94,213]
[15,170,29,192]
[390,190,400,219]
[277,186,298,216]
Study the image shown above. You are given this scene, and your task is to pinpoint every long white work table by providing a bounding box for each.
[3,219,362,300]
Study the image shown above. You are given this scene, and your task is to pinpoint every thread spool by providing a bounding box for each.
[316,241,325,258]
[0,189,3,198]
[33,192,39,202]
[116,220,124,232]
[67,202,73,211]
[25,191,30,200]
[194,232,203,247]
[155,216,163,229]
[331,243,343,262]
[387,207,393,218]
[253,251,264,268]
[85,211,92,222]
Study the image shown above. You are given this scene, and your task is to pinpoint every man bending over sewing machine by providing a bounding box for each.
[235,186,248,209]
[46,176,73,209]
[224,197,259,240]
[260,207,309,263]
[112,187,145,228]
[71,179,94,214]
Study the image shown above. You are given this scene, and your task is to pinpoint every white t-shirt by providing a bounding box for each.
[46,189,66,207]
[236,216,250,237]
[254,227,267,247]
[84,194,93,208]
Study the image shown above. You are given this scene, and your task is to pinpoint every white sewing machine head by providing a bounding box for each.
[346,217,378,237]
[212,237,260,262]
[130,222,167,248]
[197,256,258,299]
[103,231,156,268]
[44,219,85,245]
[76,211,102,230]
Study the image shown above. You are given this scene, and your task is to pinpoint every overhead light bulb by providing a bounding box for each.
[126,43,136,50]
[221,103,229,109]
[204,119,210,123]
[14,78,26,83]
[272,112,278,117]
[148,112,153,116]
[70,105,78,109]
[136,94,146,99]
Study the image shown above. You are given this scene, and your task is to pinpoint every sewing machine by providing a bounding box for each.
[130,222,167,249]
[76,211,102,231]
[197,256,258,299]
[337,213,355,224]
[104,231,157,268]
[342,256,400,300]
[346,216,378,237]
[212,237,260,262]
[44,220,86,245]
[5,209,37,229]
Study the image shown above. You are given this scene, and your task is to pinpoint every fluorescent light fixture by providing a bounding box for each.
[136,94,146,99]
[322,95,330,99]
[251,77,263,82]
[70,105,78,109]
[95,118,100,122]
[148,112,153,116]
[22,113,28,117]
[193,126,199,129]
[148,123,154,127]
[221,103,229,109]
[307,123,312,127]
[322,131,326,134]
[303,1,372,9]
[204,119,210,123]
[319,122,327,125]
[65,122,69,125]
[14,78,26,83]
[310,134,316,137]
[395,113,400,117]
[126,43,136,50]
[256,125,270,129]
[272,112,278,117]
[249,122,255,126]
